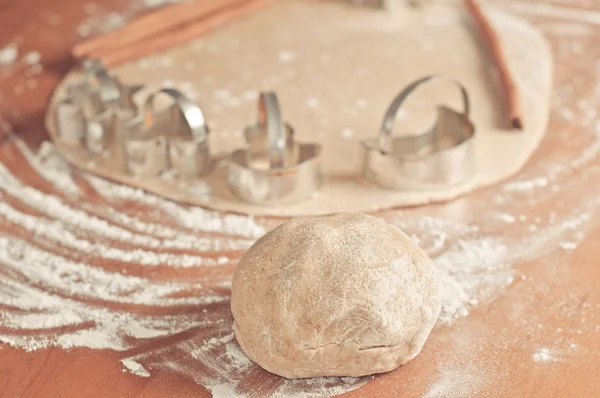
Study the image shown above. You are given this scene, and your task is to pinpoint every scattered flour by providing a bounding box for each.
[559,241,578,250]
[0,44,18,65]
[423,369,487,398]
[121,359,151,377]
[530,345,585,363]
[496,213,516,223]
[278,50,297,63]
[503,176,549,192]
[23,51,41,65]
[1,109,597,394]
[532,348,555,362]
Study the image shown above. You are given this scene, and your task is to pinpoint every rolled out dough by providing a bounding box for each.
[45,0,552,216]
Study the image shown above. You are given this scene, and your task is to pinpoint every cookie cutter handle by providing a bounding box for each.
[379,75,471,152]
[257,92,287,168]
[82,59,121,106]
[143,87,209,142]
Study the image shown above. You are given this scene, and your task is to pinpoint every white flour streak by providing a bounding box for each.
[121,359,151,377]
[559,241,577,250]
[0,44,18,65]
[0,309,83,330]
[16,139,81,196]
[496,213,516,223]
[423,368,487,398]
[532,348,555,362]
[16,141,263,243]
[503,176,549,192]
[86,175,265,239]
[0,237,220,306]
[210,384,246,398]
[0,201,226,267]
[0,161,250,252]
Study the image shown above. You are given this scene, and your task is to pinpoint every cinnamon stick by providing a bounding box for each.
[100,0,274,68]
[464,0,523,130]
[72,0,250,59]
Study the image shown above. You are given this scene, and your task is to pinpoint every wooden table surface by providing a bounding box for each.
[1,0,600,397]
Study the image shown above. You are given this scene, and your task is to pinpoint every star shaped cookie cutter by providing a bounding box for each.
[228,92,322,205]
[361,75,476,190]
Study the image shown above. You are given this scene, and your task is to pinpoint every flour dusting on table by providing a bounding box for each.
[423,368,488,398]
[2,1,600,397]
[0,114,597,395]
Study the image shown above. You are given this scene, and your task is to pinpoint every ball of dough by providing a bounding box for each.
[231,213,440,379]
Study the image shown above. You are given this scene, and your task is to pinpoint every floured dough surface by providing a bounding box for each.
[46,0,552,216]
[230,213,441,378]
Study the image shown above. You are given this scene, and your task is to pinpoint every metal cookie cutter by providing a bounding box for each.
[123,88,211,179]
[361,75,476,190]
[55,59,142,152]
[228,92,322,205]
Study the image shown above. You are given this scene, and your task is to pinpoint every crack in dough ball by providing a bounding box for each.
[231,213,441,379]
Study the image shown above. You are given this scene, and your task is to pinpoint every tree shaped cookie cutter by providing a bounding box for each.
[361,75,476,190]
[228,92,322,205]
[123,88,211,179]
[54,59,142,153]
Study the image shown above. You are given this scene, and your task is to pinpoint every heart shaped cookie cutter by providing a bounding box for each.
[228,92,322,205]
[123,87,211,179]
[361,75,476,190]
